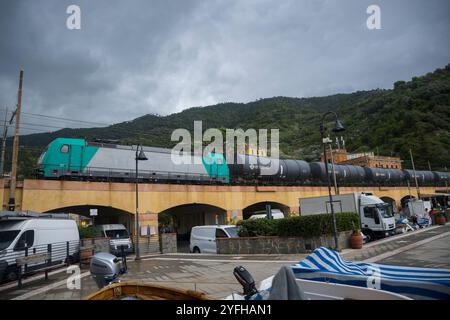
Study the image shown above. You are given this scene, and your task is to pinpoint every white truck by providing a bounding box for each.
[248,209,285,220]
[299,192,396,242]
[95,224,133,256]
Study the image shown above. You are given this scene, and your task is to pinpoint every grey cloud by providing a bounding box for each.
[0,0,449,131]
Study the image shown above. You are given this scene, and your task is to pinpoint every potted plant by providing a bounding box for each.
[350,223,364,249]
[436,212,446,225]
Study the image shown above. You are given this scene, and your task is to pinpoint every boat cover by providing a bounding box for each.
[291,247,450,300]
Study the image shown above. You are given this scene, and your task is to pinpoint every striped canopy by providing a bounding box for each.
[292,247,450,300]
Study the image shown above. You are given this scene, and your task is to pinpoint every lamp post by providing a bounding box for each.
[320,112,345,251]
[135,145,148,261]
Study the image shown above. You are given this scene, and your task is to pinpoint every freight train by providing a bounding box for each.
[36,138,450,186]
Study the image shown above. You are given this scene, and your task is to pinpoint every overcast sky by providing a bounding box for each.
[0,0,449,133]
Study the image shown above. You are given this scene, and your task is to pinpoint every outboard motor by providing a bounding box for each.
[233,266,258,298]
[90,252,127,289]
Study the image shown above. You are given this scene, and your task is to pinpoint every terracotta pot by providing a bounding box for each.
[436,216,446,225]
[80,248,93,263]
[350,231,364,249]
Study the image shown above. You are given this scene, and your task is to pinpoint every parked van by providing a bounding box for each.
[248,209,285,220]
[190,225,239,254]
[0,218,79,282]
[95,224,133,255]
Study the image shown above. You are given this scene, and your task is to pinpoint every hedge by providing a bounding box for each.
[237,212,360,238]
[78,226,98,239]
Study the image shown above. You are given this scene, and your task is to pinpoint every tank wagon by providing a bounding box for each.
[36,138,450,186]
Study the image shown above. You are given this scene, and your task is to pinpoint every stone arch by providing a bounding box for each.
[242,201,290,220]
[45,205,134,232]
[158,203,227,244]
[400,195,416,208]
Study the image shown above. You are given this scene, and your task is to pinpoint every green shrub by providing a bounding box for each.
[237,218,279,237]
[237,212,360,238]
[78,226,98,239]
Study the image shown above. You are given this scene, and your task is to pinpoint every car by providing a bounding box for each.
[190,225,239,254]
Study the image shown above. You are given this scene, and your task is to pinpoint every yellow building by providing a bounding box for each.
[322,149,403,169]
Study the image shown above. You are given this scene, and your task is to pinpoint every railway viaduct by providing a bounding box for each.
[0,179,443,239]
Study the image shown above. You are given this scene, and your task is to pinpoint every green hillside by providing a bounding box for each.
[7,63,450,178]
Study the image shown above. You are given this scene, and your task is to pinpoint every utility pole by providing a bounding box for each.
[409,148,421,200]
[8,70,24,211]
[0,107,8,176]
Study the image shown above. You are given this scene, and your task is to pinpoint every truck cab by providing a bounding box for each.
[359,193,396,241]
[95,224,133,256]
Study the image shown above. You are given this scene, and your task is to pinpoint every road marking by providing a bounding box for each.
[141,257,300,263]
[362,230,450,263]
[11,271,91,300]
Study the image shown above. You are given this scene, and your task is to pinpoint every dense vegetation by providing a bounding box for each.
[5,63,450,178]
[236,212,360,238]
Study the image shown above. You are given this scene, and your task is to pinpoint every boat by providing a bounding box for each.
[291,247,450,300]
[227,247,450,300]
[85,282,210,300]
[226,265,411,300]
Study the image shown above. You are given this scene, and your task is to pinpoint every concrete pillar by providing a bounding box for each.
[227,209,243,224]
[289,206,299,216]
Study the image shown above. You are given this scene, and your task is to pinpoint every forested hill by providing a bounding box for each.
[10,63,450,178]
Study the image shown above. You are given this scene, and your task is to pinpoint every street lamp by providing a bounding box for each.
[135,145,148,260]
[320,112,345,251]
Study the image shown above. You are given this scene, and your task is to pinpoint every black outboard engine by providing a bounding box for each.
[90,252,127,289]
[233,266,258,298]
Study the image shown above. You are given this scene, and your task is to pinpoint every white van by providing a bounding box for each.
[190,225,239,254]
[248,209,285,220]
[95,224,133,255]
[0,218,79,282]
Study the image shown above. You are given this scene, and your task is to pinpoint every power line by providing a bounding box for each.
[0,108,110,127]
[0,108,171,141]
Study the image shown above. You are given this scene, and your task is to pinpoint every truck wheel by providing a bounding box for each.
[364,231,375,243]
[193,247,201,253]
[4,270,18,282]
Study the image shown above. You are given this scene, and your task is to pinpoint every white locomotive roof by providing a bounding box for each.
[87,141,173,154]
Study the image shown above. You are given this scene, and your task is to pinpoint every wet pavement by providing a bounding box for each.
[0,223,449,300]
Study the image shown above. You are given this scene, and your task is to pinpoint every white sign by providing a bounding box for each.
[89,209,98,216]
[140,226,148,236]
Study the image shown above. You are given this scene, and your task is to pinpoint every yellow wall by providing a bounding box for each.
[1,179,442,237]
[0,179,440,215]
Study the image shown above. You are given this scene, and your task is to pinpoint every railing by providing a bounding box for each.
[0,239,80,285]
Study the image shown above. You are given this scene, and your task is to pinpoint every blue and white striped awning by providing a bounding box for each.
[292,247,450,300]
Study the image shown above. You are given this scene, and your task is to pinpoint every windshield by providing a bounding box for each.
[0,230,20,251]
[377,204,394,218]
[224,227,239,238]
[105,229,129,239]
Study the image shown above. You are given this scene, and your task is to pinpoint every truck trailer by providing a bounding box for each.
[299,192,396,242]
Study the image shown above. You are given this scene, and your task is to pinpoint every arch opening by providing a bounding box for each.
[158,203,227,252]
[400,195,416,209]
[45,205,134,233]
[242,201,289,220]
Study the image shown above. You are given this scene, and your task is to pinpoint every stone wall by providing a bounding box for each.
[216,231,352,254]
[160,233,177,253]
[80,237,110,253]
